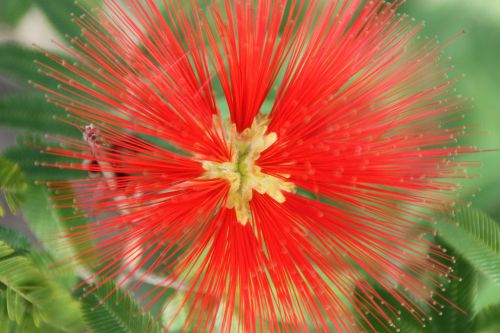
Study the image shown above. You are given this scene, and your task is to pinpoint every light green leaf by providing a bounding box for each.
[21,183,78,286]
[0,227,85,332]
[162,290,187,332]
[435,208,500,285]
[22,183,100,287]
[0,157,28,215]
[471,303,500,333]
[0,242,15,258]
[0,255,84,332]
[0,0,32,27]
[6,287,26,324]
[77,280,162,333]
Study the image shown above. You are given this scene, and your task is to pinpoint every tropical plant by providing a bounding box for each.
[1,0,500,332]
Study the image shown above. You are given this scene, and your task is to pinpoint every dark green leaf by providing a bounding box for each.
[0,0,32,27]
[0,228,31,253]
[0,43,68,90]
[435,208,500,285]
[0,157,28,215]
[429,240,476,333]
[354,237,477,333]
[32,0,97,38]
[76,280,162,333]
[0,94,81,137]
[471,303,500,333]
[3,145,85,181]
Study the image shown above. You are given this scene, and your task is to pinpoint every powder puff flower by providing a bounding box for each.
[35,0,476,331]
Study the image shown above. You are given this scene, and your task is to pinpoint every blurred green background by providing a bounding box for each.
[0,0,499,332]
[403,0,500,218]
[402,1,500,315]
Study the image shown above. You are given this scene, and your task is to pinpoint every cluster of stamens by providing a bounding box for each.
[201,116,295,226]
[82,118,295,226]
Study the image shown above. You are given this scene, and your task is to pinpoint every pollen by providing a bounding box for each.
[201,116,295,226]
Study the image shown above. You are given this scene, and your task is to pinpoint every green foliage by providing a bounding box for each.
[435,208,500,285]
[0,94,80,137]
[0,157,28,216]
[32,0,99,38]
[429,243,476,333]
[0,43,66,90]
[0,0,32,27]
[356,241,478,333]
[403,0,500,192]
[0,227,85,332]
[473,179,500,221]
[0,1,499,332]
[22,183,78,286]
[471,303,500,333]
[22,182,100,286]
[3,144,85,181]
[76,280,162,333]
[0,228,31,253]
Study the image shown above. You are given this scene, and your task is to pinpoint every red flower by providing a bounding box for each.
[36,0,476,331]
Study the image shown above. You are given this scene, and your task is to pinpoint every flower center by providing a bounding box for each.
[201,116,295,226]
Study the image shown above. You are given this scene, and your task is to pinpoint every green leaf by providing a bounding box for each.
[0,157,28,215]
[76,280,162,333]
[21,184,78,286]
[22,183,100,286]
[0,228,31,253]
[472,179,500,222]
[353,287,425,333]
[429,240,476,333]
[0,0,32,27]
[471,303,500,333]
[353,237,477,333]
[0,43,67,90]
[32,0,98,38]
[0,227,85,332]
[435,208,500,285]
[6,287,26,324]
[3,145,86,181]
[0,94,81,137]
[161,290,188,332]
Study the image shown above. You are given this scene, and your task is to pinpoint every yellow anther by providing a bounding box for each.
[202,116,295,225]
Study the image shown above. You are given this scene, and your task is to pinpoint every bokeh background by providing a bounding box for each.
[0,0,499,331]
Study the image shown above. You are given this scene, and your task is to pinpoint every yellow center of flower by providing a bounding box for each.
[201,116,295,226]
